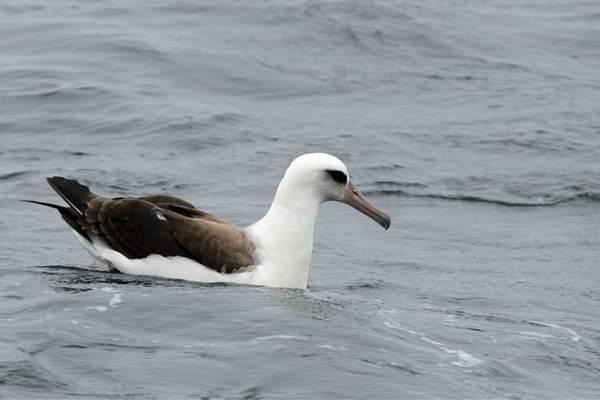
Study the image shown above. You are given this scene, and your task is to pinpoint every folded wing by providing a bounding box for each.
[41,177,256,273]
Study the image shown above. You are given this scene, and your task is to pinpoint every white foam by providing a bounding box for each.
[449,350,483,367]
[318,344,348,351]
[384,320,419,335]
[100,287,122,308]
[520,331,554,339]
[381,311,482,368]
[421,336,483,367]
[109,293,122,307]
[251,335,307,343]
[530,321,581,342]
[86,306,107,312]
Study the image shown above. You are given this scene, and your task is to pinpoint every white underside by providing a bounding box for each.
[72,231,306,289]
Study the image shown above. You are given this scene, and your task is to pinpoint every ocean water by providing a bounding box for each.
[2,0,600,398]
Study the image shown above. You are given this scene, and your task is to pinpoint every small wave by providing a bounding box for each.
[1,4,45,15]
[318,344,348,352]
[0,360,68,391]
[61,150,90,157]
[373,180,427,188]
[152,113,246,135]
[527,321,581,342]
[383,318,483,368]
[10,85,117,103]
[0,170,29,181]
[33,264,242,290]
[519,331,554,340]
[360,358,421,375]
[419,73,485,82]
[346,279,391,291]
[365,189,600,207]
[365,163,405,171]
[151,2,214,15]
[474,137,585,153]
[86,39,169,65]
[251,335,308,343]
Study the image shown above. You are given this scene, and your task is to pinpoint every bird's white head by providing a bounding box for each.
[278,153,391,230]
[282,153,349,200]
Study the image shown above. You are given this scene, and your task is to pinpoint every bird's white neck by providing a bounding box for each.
[248,176,322,289]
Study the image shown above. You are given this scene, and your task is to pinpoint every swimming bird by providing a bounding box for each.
[26,153,390,289]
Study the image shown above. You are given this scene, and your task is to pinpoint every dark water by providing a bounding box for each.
[2,0,600,398]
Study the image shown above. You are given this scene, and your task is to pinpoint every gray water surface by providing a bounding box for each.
[2,0,600,398]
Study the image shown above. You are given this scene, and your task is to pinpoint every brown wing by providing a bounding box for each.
[139,195,225,223]
[83,197,256,273]
[41,177,256,273]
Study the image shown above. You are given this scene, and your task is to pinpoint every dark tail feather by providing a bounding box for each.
[46,176,96,216]
[21,199,68,210]
[22,199,91,240]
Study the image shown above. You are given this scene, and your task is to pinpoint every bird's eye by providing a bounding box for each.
[326,170,348,184]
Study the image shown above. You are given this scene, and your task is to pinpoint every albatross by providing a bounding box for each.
[26,153,390,289]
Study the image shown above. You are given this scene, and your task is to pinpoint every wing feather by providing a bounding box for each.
[82,197,254,273]
[36,176,254,274]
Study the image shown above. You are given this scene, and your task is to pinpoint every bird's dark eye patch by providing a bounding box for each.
[326,170,348,184]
